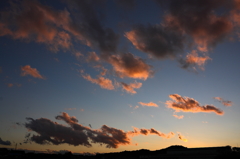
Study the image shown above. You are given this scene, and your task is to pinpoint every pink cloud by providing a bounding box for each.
[213,97,233,106]
[138,102,158,107]
[120,81,142,94]
[82,74,114,90]
[173,114,184,119]
[180,50,211,71]
[0,0,72,51]
[166,94,224,115]
[87,52,100,62]
[21,65,45,79]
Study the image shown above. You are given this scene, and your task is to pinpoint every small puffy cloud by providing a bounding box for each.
[120,81,142,94]
[180,50,211,70]
[213,97,233,106]
[82,74,114,90]
[177,133,188,142]
[138,102,158,107]
[108,53,153,80]
[0,137,11,145]
[21,65,45,79]
[24,112,174,148]
[125,25,184,59]
[173,114,184,119]
[166,94,224,115]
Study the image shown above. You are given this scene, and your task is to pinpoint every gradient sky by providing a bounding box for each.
[1,0,240,154]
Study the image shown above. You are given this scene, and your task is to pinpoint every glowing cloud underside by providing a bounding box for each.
[138,102,158,107]
[166,94,224,115]
[25,112,175,148]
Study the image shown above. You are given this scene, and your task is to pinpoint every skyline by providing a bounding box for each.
[0,0,240,154]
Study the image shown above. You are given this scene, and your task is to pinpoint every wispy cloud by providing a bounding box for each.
[166,94,224,115]
[87,52,100,62]
[138,102,158,107]
[177,133,188,142]
[213,97,232,106]
[120,81,142,94]
[82,74,114,90]
[21,65,45,79]
[24,112,174,148]
[173,114,184,119]
[127,127,174,139]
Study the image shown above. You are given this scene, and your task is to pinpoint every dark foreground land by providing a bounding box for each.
[1,145,240,159]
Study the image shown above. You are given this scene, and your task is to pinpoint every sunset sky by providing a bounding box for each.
[1,0,240,154]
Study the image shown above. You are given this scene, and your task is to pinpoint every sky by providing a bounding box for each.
[0,0,240,154]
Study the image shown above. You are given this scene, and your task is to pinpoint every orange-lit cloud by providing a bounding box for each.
[127,127,175,139]
[177,133,188,142]
[0,0,119,53]
[138,102,158,107]
[87,52,100,62]
[25,112,174,148]
[108,53,153,80]
[213,97,233,106]
[173,114,184,119]
[120,81,142,94]
[0,0,72,51]
[166,94,224,115]
[82,74,114,90]
[21,65,45,79]
[180,50,211,70]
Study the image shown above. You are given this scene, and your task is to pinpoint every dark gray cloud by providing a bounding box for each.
[0,137,11,145]
[25,112,173,148]
[125,24,184,59]
[162,0,233,52]
[65,0,119,54]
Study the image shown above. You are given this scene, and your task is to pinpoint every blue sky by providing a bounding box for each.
[0,0,240,154]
